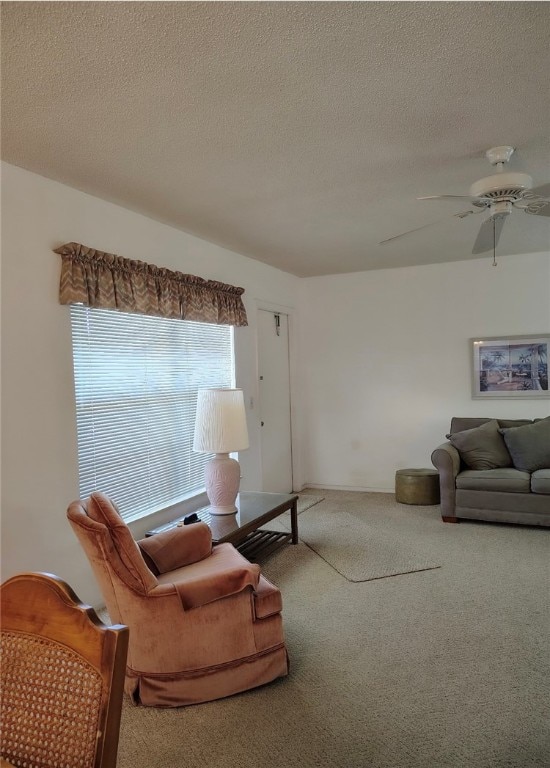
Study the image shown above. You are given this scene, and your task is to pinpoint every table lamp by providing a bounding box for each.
[193,388,250,515]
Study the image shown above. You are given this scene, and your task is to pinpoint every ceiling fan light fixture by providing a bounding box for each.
[488,200,512,219]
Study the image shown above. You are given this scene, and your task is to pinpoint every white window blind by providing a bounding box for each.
[70,306,234,522]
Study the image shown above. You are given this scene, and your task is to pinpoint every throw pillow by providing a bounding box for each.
[448,419,512,470]
[138,521,212,575]
[499,417,550,473]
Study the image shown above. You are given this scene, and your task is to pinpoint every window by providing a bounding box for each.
[70,306,234,522]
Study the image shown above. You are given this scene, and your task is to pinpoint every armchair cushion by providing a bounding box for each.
[157,543,261,610]
[448,419,512,470]
[138,523,212,576]
[499,417,550,472]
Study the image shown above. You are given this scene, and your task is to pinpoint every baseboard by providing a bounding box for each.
[303,483,394,494]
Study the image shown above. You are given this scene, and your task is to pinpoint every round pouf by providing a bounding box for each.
[395,468,440,505]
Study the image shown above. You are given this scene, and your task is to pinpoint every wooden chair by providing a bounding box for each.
[0,572,129,768]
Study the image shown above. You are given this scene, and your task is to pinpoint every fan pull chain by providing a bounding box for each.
[492,218,497,266]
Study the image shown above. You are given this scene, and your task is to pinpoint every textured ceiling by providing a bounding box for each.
[2,1,549,276]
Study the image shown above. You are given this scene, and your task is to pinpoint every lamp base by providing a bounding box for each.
[205,453,241,515]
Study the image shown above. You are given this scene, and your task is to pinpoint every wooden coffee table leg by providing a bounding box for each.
[290,499,298,544]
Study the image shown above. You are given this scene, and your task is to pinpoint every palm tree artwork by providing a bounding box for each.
[477,339,549,394]
[527,344,548,391]
[481,346,510,389]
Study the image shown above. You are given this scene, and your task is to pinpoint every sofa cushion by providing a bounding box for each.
[499,417,550,472]
[531,469,550,495]
[448,420,512,470]
[456,468,531,493]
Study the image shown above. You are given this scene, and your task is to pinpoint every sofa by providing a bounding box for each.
[431,416,550,526]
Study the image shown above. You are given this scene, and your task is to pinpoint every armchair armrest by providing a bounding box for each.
[158,543,261,610]
[431,442,461,518]
[138,522,212,575]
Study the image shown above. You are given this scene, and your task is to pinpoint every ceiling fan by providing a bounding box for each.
[380,146,550,262]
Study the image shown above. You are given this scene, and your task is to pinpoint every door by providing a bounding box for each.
[257,309,293,493]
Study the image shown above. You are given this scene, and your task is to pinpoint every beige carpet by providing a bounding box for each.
[115,490,550,768]
[295,493,325,514]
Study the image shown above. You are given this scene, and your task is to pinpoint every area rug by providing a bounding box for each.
[295,494,325,514]
[281,494,441,582]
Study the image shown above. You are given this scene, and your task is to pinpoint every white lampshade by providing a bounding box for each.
[193,388,249,454]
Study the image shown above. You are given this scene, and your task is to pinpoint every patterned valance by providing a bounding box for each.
[54,242,248,326]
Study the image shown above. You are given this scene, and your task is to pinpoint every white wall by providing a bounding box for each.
[0,162,302,604]
[299,254,550,491]
[2,161,549,607]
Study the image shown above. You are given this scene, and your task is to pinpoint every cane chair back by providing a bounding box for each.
[1,572,128,768]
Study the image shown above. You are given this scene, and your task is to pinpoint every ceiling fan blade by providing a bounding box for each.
[523,182,550,200]
[378,220,444,244]
[524,199,550,217]
[379,210,479,245]
[417,195,472,200]
[472,216,506,255]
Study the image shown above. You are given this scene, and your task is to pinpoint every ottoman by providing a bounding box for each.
[395,468,440,505]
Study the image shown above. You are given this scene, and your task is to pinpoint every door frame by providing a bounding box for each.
[255,299,302,492]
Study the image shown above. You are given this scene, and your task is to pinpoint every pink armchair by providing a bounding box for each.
[67,493,289,707]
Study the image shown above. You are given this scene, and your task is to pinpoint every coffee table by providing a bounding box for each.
[146,491,299,561]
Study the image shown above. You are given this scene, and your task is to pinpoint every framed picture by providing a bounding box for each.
[471,335,550,399]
